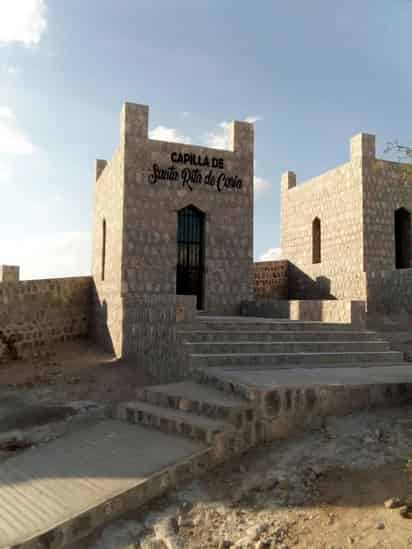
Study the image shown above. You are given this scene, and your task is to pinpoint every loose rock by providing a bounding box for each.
[384,497,404,509]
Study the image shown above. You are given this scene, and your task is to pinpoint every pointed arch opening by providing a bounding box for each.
[312,217,321,264]
[395,207,411,269]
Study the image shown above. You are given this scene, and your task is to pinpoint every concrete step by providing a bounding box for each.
[190,350,404,368]
[116,401,253,457]
[179,330,381,343]
[193,362,410,376]
[137,381,255,427]
[193,318,355,332]
[185,340,390,354]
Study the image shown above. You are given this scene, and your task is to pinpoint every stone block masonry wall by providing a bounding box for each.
[254,260,288,299]
[91,102,255,362]
[120,103,254,315]
[362,144,412,272]
[122,294,196,382]
[280,135,367,300]
[91,146,125,356]
[241,299,366,327]
[365,268,412,329]
[0,277,91,362]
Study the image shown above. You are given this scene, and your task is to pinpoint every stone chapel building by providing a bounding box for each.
[91,103,254,357]
[2,102,412,368]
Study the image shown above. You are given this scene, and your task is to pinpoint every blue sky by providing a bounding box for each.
[0,0,411,279]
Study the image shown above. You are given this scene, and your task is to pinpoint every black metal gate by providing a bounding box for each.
[176,206,205,309]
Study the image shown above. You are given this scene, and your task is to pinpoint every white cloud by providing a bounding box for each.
[0,0,47,46]
[205,121,231,150]
[149,125,192,144]
[0,160,13,181]
[1,64,18,77]
[205,115,262,150]
[258,247,282,262]
[0,106,35,155]
[254,176,272,194]
[6,65,17,76]
[0,231,91,280]
[244,115,263,124]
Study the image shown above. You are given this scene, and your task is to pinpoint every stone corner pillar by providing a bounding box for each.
[0,265,20,282]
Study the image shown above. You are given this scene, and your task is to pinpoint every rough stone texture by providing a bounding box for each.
[241,298,366,327]
[280,141,365,300]
[0,277,91,362]
[280,132,412,327]
[120,104,254,313]
[0,265,20,282]
[254,260,288,299]
[91,147,125,356]
[122,294,196,381]
[259,381,412,441]
[91,102,254,363]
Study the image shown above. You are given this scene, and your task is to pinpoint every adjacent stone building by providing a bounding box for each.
[280,132,412,322]
[92,102,254,356]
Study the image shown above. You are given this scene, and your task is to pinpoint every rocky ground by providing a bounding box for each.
[72,403,412,549]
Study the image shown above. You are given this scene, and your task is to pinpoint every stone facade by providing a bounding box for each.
[280,132,412,321]
[280,137,366,300]
[91,103,254,358]
[0,277,91,362]
[254,260,288,299]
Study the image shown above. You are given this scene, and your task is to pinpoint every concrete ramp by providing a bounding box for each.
[0,420,208,549]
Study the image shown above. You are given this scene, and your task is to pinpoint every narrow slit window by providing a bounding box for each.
[312,217,321,264]
[101,218,106,281]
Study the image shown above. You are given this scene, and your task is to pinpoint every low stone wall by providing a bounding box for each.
[254,260,288,299]
[122,294,197,382]
[0,277,92,362]
[241,299,366,327]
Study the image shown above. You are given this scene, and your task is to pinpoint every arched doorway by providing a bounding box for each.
[176,205,205,309]
[395,207,411,269]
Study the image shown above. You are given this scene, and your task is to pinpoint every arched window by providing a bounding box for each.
[101,219,106,281]
[312,217,321,264]
[395,208,411,269]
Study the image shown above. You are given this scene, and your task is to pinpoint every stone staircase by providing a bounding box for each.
[118,380,257,466]
[3,315,412,549]
[116,315,410,464]
[181,316,403,370]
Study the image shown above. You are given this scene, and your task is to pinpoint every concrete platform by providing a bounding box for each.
[201,364,412,389]
[140,381,250,408]
[0,420,207,549]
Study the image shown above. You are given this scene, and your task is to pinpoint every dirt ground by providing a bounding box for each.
[75,404,412,549]
[0,340,154,460]
[0,340,153,405]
